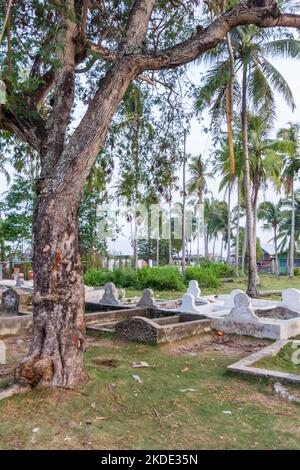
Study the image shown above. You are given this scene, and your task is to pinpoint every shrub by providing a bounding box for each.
[137,266,185,291]
[111,268,139,288]
[196,259,236,278]
[184,266,221,289]
[84,268,112,286]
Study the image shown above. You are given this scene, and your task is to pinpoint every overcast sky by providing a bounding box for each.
[1,57,300,257]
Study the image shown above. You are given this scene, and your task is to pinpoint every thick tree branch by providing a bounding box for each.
[137,4,300,71]
[0,0,13,44]
[1,106,46,152]
[120,0,156,52]
[88,42,117,60]
[43,0,78,175]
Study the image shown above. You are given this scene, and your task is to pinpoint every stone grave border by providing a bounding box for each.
[228,339,300,384]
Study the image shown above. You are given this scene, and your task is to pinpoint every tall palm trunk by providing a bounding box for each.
[212,236,217,260]
[182,131,187,271]
[242,223,247,274]
[227,182,231,264]
[289,176,295,278]
[274,225,279,277]
[196,192,203,258]
[222,1,235,177]
[241,63,258,297]
[235,178,241,276]
[168,199,172,265]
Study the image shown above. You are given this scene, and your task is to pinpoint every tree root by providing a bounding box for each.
[0,384,30,401]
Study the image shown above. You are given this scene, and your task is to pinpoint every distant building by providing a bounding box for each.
[278,252,300,274]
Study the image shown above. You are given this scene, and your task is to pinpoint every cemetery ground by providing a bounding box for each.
[0,332,300,450]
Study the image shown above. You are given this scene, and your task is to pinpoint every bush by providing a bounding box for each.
[184,266,221,289]
[196,259,236,278]
[84,268,112,286]
[84,262,230,290]
[84,266,184,291]
[137,266,185,291]
[111,268,139,288]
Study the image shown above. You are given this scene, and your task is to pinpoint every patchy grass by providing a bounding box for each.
[253,342,300,376]
[0,334,300,450]
[126,274,300,300]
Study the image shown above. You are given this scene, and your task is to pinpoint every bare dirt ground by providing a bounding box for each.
[164,333,270,357]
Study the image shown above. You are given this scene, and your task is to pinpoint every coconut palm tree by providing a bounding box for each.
[257,201,283,276]
[213,132,244,271]
[197,26,300,295]
[187,154,211,258]
[277,123,300,277]
[277,190,300,273]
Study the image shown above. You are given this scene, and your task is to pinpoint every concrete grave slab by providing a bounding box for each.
[228,340,300,384]
[187,280,208,305]
[213,291,300,340]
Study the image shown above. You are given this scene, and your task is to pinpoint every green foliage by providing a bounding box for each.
[184,266,221,288]
[83,268,112,287]
[136,266,185,291]
[0,173,34,254]
[84,263,235,291]
[196,259,236,278]
[84,265,185,291]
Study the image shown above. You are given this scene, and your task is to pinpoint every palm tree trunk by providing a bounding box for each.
[156,237,160,266]
[227,182,231,264]
[168,199,172,265]
[274,226,279,277]
[241,63,258,297]
[204,224,209,258]
[289,176,295,278]
[212,236,216,260]
[235,179,241,276]
[181,130,187,272]
[242,224,247,275]
[222,1,235,177]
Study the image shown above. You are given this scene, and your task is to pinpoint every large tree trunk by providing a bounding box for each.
[241,63,258,298]
[16,190,87,389]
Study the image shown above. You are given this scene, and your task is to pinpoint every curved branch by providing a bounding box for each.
[137,4,300,71]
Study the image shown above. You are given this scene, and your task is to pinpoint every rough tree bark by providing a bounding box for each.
[1,0,300,392]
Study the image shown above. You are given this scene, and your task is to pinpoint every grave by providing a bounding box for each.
[137,288,158,308]
[279,288,300,313]
[1,288,32,315]
[176,293,201,315]
[187,280,209,305]
[115,313,211,344]
[16,273,25,287]
[0,288,33,337]
[212,291,300,340]
[99,282,121,306]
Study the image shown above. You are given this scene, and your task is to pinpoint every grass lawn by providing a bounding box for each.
[1,333,300,450]
[253,341,300,375]
[126,274,300,300]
